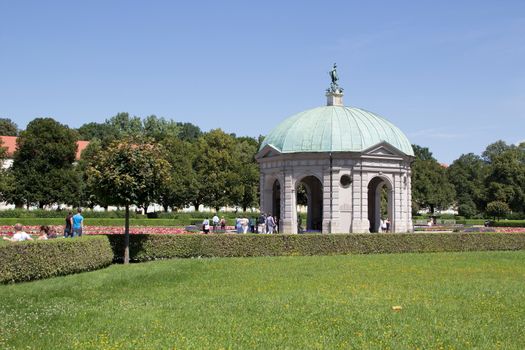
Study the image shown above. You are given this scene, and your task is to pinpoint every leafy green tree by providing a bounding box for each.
[143,115,180,142]
[107,112,143,137]
[447,153,487,217]
[412,144,435,161]
[484,147,525,213]
[9,118,79,208]
[411,144,455,214]
[482,140,513,163]
[86,137,171,263]
[192,129,236,211]
[177,122,202,142]
[486,201,510,220]
[159,138,198,211]
[0,139,14,202]
[229,137,259,211]
[0,118,18,136]
[77,122,119,143]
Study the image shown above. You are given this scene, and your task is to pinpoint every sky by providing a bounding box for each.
[1,0,524,163]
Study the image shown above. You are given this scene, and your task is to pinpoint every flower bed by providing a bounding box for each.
[0,225,237,236]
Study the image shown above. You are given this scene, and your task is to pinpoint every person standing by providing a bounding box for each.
[258,213,266,234]
[212,214,220,232]
[64,211,73,238]
[3,223,33,242]
[385,218,391,233]
[202,218,210,234]
[72,208,84,237]
[220,217,226,231]
[266,215,276,234]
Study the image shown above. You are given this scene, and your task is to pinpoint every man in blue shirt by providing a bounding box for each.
[72,208,84,237]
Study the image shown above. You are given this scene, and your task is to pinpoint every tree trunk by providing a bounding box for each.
[124,204,130,264]
[194,201,201,212]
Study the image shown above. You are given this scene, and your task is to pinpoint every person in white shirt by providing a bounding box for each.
[3,223,33,242]
[212,214,220,232]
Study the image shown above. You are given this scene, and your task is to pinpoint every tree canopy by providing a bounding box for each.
[9,118,79,208]
[86,137,172,263]
[0,118,18,136]
[411,144,455,214]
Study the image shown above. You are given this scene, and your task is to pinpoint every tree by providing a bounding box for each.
[411,144,455,214]
[447,153,487,217]
[159,138,198,211]
[177,122,202,142]
[143,115,180,142]
[0,138,14,202]
[192,129,236,211]
[86,137,171,264]
[229,137,260,211]
[9,118,79,208]
[0,118,18,136]
[486,201,510,220]
[484,147,525,213]
[412,144,435,161]
[482,140,513,163]
[107,112,143,137]
[77,122,119,143]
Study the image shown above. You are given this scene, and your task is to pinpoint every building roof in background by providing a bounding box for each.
[0,135,89,160]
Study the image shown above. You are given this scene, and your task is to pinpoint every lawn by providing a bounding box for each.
[1,251,524,349]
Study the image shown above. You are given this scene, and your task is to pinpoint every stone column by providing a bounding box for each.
[351,169,370,233]
[280,170,297,234]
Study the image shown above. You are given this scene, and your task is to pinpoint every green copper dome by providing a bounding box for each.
[260,105,414,156]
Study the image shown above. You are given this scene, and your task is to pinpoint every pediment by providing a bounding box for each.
[255,144,282,160]
[361,142,407,158]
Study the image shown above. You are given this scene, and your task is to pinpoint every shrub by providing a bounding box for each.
[105,233,525,262]
[0,209,145,219]
[486,201,510,220]
[0,218,185,227]
[489,221,525,228]
[0,236,114,284]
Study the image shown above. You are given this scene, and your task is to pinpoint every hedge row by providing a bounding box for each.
[106,233,525,262]
[0,236,114,284]
[0,218,184,227]
[490,221,525,227]
[0,209,254,220]
[0,217,251,227]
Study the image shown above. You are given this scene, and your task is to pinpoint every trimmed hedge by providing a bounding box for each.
[490,220,525,228]
[106,233,525,262]
[0,217,246,227]
[0,218,184,227]
[0,236,114,284]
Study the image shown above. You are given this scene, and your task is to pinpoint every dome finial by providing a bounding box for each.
[326,63,344,106]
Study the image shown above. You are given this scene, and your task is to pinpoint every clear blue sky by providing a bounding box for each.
[1,0,524,163]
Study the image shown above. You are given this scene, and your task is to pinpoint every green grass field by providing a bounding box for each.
[1,251,524,349]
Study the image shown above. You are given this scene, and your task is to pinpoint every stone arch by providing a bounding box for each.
[367,176,394,233]
[295,174,323,232]
[261,174,283,219]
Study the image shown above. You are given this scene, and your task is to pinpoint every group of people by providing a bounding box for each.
[2,223,57,242]
[2,208,84,242]
[202,214,227,234]
[64,209,84,237]
[201,213,278,234]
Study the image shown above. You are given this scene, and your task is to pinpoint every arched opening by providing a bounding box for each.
[271,180,281,223]
[296,176,323,232]
[367,177,393,233]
